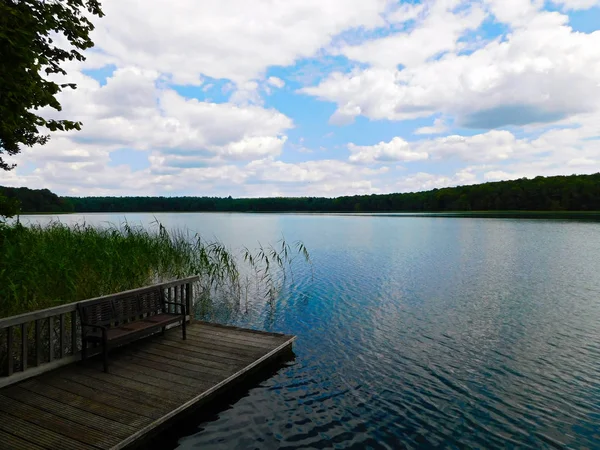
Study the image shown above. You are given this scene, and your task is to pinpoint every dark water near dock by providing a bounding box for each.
[24,213,600,448]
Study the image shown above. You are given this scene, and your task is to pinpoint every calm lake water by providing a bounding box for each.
[22,213,600,449]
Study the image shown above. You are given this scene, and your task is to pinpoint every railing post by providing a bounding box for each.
[48,316,54,362]
[174,285,179,314]
[21,323,28,372]
[7,327,13,376]
[71,311,77,355]
[59,314,65,359]
[35,320,42,366]
[186,282,192,323]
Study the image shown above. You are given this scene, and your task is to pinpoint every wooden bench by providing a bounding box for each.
[78,286,186,372]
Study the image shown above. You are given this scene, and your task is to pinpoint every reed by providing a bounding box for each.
[0,220,310,318]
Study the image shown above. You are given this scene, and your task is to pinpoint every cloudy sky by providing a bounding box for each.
[4,0,600,197]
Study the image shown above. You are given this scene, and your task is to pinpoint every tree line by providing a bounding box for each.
[1,173,600,215]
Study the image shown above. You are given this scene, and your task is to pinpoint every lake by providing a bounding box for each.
[22,213,600,449]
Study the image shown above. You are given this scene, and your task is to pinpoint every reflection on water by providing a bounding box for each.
[22,213,600,448]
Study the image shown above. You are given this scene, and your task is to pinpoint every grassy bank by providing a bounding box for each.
[0,221,308,318]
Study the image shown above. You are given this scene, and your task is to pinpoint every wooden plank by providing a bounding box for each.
[0,429,47,450]
[58,371,176,412]
[186,326,287,346]
[186,324,288,345]
[0,411,97,450]
[83,363,199,399]
[21,323,28,372]
[157,276,199,290]
[41,375,163,420]
[177,334,272,359]
[7,326,14,376]
[0,393,121,449]
[193,322,292,341]
[20,379,151,428]
[183,328,281,351]
[0,304,77,329]
[116,352,227,383]
[76,367,189,405]
[156,335,264,363]
[193,320,291,339]
[127,344,241,372]
[192,334,288,353]
[148,337,255,364]
[109,357,214,389]
[162,333,266,359]
[2,386,137,439]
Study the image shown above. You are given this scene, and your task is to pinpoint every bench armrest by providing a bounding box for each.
[163,301,186,315]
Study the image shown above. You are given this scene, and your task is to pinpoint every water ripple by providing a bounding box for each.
[92,214,600,450]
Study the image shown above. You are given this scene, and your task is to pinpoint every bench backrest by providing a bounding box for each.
[137,289,164,316]
[78,287,165,327]
[79,298,114,327]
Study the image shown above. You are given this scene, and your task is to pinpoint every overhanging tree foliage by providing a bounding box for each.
[0,193,20,219]
[0,0,104,171]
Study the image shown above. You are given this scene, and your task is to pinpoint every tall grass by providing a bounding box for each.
[0,221,310,318]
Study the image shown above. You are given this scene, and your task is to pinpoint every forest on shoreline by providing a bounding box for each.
[2,173,600,214]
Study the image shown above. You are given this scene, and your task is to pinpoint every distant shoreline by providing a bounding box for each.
[17,210,600,220]
[4,173,600,217]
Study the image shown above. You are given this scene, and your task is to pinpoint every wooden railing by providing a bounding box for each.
[0,276,199,388]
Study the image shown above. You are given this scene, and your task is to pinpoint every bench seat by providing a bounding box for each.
[84,314,182,343]
[78,288,187,372]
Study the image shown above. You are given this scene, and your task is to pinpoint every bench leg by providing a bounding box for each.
[182,317,186,340]
[82,340,88,361]
[103,345,109,373]
[161,326,166,335]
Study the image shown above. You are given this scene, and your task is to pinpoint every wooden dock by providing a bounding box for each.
[0,321,295,450]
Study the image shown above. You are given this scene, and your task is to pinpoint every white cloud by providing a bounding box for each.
[345,129,534,165]
[414,118,449,135]
[484,0,544,27]
[304,6,600,129]
[386,3,426,23]
[340,2,485,69]
[348,137,429,163]
[396,169,479,192]
[243,159,386,196]
[484,170,513,181]
[419,130,530,162]
[550,0,600,10]
[229,81,262,105]
[43,68,294,161]
[267,77,285,89]
[91,0,389,84]
[345,122,600,180]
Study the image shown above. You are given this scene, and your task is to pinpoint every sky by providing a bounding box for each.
[3,0,600,197]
